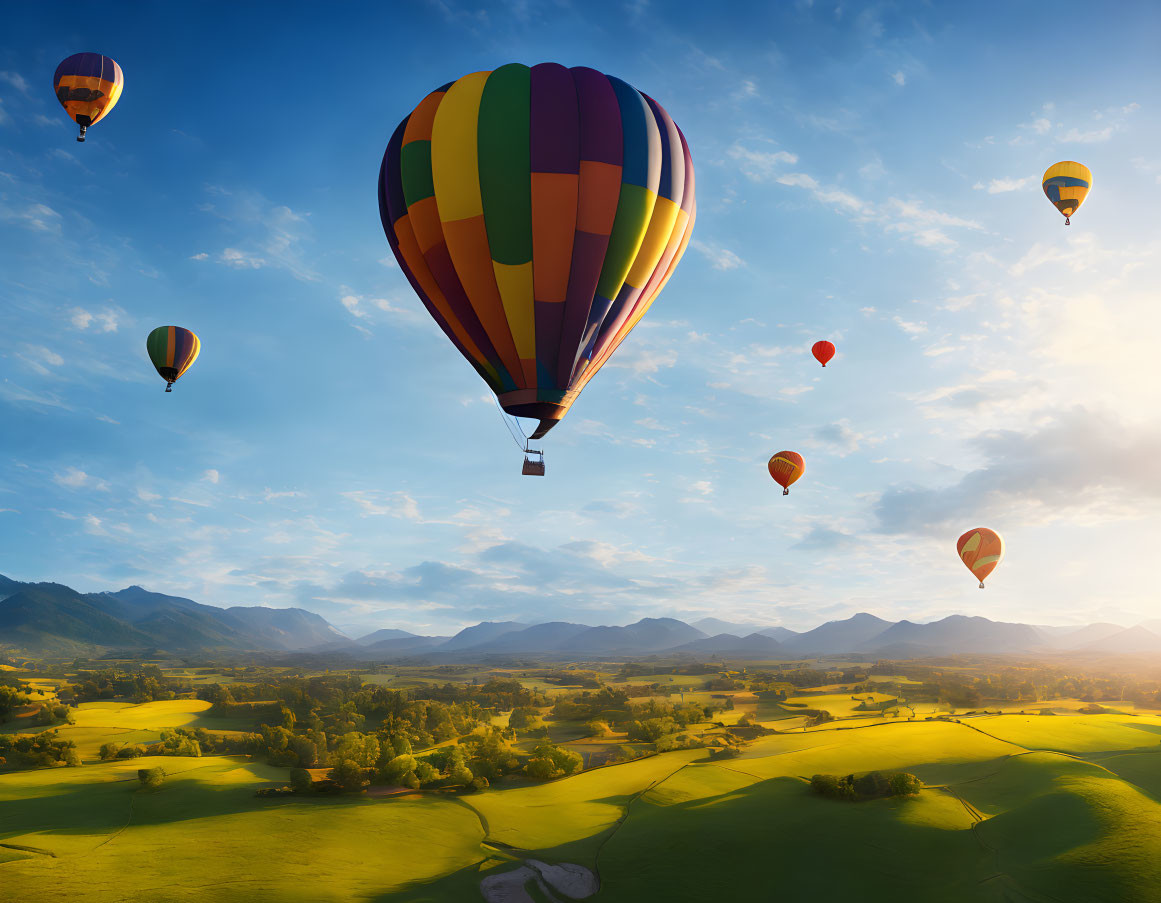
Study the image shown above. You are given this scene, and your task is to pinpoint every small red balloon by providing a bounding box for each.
[812,340,835,367]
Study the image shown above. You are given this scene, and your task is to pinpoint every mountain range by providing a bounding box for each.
[2,574,1160,660]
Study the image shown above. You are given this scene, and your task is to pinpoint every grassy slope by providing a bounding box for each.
[5,701,1161,901]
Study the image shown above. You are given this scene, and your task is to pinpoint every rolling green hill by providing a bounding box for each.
[5,700,1161,901]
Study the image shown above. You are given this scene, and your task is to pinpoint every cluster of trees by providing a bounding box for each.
[70,665,185,704]
[99,729,203,761]
[802,709,834,727]
[810,771,922,801]
[0,732,80,768]
[0,684,32,722]
[198,675,547,754]
[552,688,722,742]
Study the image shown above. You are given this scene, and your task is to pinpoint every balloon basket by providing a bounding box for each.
[521,446,545,477]
[978,582,985,589]
[783,488,789,496]
[165,384,173,393]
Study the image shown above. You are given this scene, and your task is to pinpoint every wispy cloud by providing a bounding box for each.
[692,239,744,270]
[973,176,1031,194]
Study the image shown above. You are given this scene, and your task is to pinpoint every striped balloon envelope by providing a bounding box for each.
[146,326,200,393]
[378,64,695,440]
[768,451,805,496]
[1041,161,1090,225]
[53,53,124,142]
[956,527,1004,589]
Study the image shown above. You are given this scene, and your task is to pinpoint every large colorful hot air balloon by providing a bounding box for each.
[146,326,200,393]
[956,527,1004,589]
[1042,161,1090,225]
[768,451,804,496]
[812,340,835,367]
[53,53,123,142]
[378,64,695,446]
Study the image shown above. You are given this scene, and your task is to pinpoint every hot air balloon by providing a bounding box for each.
[768,451,804,495]
[956,527,1004,589]
[146,326,200,393]
[378,64,695,473]
[812,341,835,367]
[53,53,123,142]
[1042,161,1090,225]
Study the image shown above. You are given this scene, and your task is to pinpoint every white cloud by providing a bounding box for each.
[893,316,927,335]
[68,306,120,332]
[221,248,266,269]
[728,142,798,181]
[891,71,905,86]
[692,240,744,270]
[24,345,63,367]
[189,252,209,261]
[341,294,367,318]
[973,177,1031,194]
[54,467,107,490]
[343,490,421,520]
[0,71,31,95]
[733,79,760,101]
[606,347,678,375]
[1059,126,1113,144]
[776,172,819,190]
[203,469,220,484]
[2,203,62,234]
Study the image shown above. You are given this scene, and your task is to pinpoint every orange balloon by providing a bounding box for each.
[956,527,1004,588]
[768,451,804,496]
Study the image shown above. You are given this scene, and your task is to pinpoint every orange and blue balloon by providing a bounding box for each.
[768,451,804,496]
[146,326,200,393]
[956,527,1004,588]
[1042,162,1090,226]
[378,64,696,441]
[53,53,123,142]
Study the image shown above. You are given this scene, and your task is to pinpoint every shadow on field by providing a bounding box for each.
[0,759,371,840]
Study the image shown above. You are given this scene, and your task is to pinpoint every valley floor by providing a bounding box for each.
[5,698,1161,902]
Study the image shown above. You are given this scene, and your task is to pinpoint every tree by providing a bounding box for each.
[889,772,922,797]
[289,767,313,793]
[449,763,474,786]
[138,767,166,790]
[99,742,120,761]
[328,759,367,793]
[508,707,540,732]
[853,771,891,799]
[524,740,582,781]
[381,753,417,785]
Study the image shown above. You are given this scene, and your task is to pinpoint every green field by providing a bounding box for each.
[5,699,1161,901]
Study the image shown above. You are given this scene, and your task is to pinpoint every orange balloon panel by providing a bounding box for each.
[768,451,804,495]
[956,527,1004,588]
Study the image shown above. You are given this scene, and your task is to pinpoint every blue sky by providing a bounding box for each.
[2,1,1160,636]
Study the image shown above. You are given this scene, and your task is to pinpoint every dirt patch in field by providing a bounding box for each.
[480,859,598,903]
